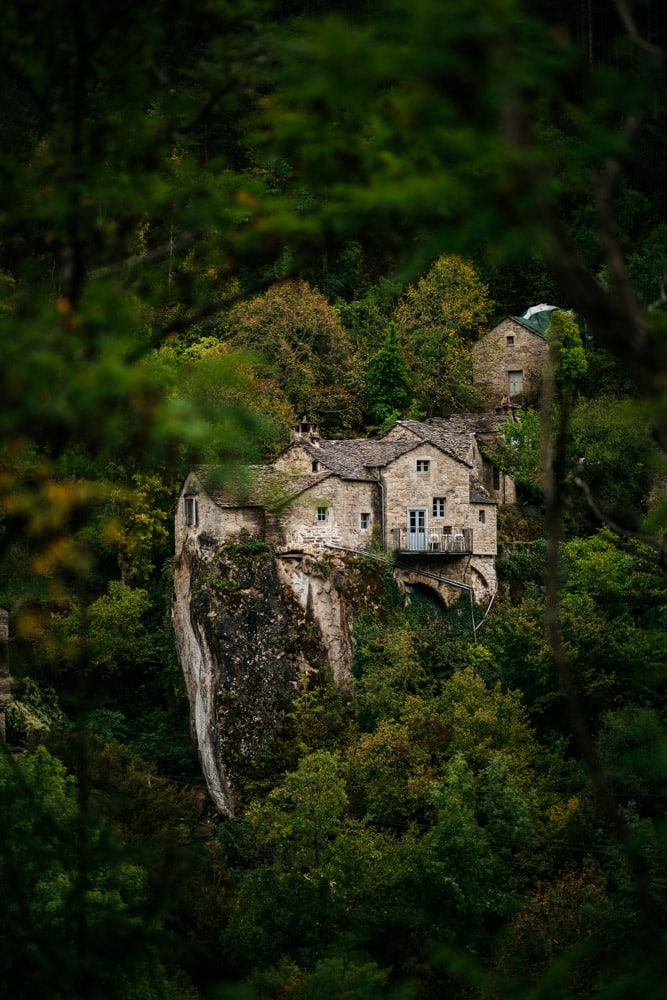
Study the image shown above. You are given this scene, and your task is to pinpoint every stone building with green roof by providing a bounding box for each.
[472,304,558,403]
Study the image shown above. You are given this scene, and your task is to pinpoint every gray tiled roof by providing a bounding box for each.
[190,415,493,505]
[192,465,333,507]
[391,420,475,465]
[430,411,514,436]
[301,438,419,479]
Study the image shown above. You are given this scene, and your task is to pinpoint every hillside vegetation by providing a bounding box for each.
[0,2,666,998]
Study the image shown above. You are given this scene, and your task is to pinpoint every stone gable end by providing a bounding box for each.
[473,316,548,401]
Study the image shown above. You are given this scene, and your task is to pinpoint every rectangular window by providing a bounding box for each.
[432,497,446,518]
[416,459,430,473]
[317,506,328,522]
[506,335,514,345]
[311,461,320,472]
[183,496,198,527]
[360,512,370,529]
[478,509,486,524]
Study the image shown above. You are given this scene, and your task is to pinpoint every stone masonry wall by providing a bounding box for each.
[273,478,379,552]
[381,444,496,555]
[473,317,548,401]
[174,471,264,557]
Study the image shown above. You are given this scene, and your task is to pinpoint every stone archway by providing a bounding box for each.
[395,568,472,609]
[404,580,448,610]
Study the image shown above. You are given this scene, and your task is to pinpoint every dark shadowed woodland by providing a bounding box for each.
[0,2,666,998]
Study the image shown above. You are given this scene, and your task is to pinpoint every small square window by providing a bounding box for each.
[183,496,198,527]
[416,459,430,473]
[506,335,514,345]
[360,512,370,529]
[478,509,486,524]
[317,506,328,522]
[432,497,446,518]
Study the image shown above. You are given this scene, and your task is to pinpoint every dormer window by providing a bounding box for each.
[183,496,198,527]
[312,460,320,473]
[416,459,430,473]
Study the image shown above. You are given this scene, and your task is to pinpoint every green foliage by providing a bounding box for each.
[628,223,667,310]
[49,580,159,688]
[0,0,666,996]
[6,677,67,746]
[364,324,412,425]
[492,409,542,501]
[224,279,363,435]
[484,530,667,730]
[0,744,196,1000]
[596,706,667,812]
[549,310,588,389]
[495,541,546,591]
[394,254,493,342]
[393,254,492,416]
[246,955,392,1000]
[567,396,659,531]
[352,619,429,729]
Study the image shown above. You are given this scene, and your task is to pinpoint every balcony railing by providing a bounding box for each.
[391,527,473,555]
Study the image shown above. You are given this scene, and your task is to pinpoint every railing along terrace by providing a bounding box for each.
[392,527,473,554]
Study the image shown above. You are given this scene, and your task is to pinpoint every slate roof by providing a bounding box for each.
[431,411,515,437]
[190,465,333,507]
[189,416,494,507]
[392,420,475,464]
[299,437,420,480]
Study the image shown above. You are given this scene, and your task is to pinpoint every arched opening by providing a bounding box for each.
[405,581,447,611]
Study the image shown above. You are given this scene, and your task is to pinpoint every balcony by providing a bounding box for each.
[391,527,473,555]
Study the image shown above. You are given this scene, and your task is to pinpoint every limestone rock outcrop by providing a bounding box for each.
[172,534,386,816]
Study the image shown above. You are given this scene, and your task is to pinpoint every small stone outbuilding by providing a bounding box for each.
[472,304,557,404]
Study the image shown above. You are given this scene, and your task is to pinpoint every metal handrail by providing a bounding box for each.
[391,527,473,554]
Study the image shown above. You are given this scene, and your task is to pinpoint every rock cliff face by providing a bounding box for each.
[172,534,387,816]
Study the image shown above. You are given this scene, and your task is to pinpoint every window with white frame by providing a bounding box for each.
[478,509,486,524]
[432,497,446,518]
[416,459,430,473]
[317,506,328,522]
[360,512,370,529]
[183,496,198,527]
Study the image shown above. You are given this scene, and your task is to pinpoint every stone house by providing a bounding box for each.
[472,304,556,403]
[176,417,513,603]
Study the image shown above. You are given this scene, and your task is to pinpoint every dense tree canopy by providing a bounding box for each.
[0,1,666,998]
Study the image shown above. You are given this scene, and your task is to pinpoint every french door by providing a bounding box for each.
[408,508,427,551]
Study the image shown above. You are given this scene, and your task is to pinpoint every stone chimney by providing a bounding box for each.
[290,419,321,445]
